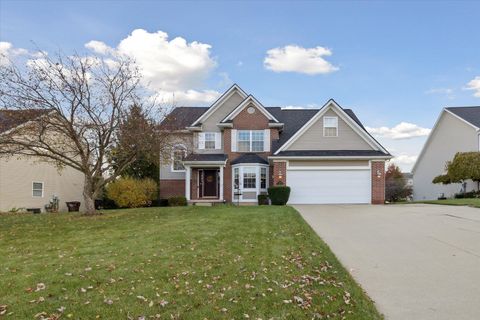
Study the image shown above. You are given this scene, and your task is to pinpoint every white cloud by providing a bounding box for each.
[264,45,338,75]
[366,122,431,140]
[425,87,455,100]
[85,29,219,105]
[466,76,480,97]
[392,154,418,169]
[0,41,29,66]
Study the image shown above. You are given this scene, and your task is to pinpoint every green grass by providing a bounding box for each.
[0,206,381,319]
[413,198,480,208]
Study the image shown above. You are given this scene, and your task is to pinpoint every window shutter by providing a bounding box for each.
[215,132,221,149]
[231,129,237,152]
[198,132,205,149]
[264,129,270,152]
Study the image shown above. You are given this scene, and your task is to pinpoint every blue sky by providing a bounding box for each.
[1,1,480,170]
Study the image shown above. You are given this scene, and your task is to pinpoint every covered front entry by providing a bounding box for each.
[199,169,219,198]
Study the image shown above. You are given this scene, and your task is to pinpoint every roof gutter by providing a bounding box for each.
[268,155,393,161]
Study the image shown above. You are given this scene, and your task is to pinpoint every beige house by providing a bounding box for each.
[159,84,391,205]
[412,106,480,200]
[0,110,84,212]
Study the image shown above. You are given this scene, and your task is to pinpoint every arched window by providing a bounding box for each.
[171,144,187,172]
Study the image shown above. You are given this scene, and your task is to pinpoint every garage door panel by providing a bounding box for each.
[287,169,371,204]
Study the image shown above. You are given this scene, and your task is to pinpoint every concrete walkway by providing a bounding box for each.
[294,204,480,320]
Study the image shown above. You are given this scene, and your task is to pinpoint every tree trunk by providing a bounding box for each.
[83,176,96,215]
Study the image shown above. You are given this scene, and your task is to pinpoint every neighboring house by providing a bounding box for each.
[403,172,413,187]
[0,110,84,212]
[159,84,391,205]
[412,106,480,200]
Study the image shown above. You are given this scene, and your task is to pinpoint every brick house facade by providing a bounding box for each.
[159,84,390,205]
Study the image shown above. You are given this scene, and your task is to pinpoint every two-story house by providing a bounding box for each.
[159,84,391,205]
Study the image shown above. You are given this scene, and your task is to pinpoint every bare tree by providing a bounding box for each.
[0,51,167,215]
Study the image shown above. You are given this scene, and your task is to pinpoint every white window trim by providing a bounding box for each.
[204,132,216,150]
[323,116,338,137]
[236,130,265,152]
[171,144,187,172]
[232,164,269,202]
[32,181,44,198]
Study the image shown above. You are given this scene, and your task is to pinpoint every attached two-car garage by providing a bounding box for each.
[287,162,372,204]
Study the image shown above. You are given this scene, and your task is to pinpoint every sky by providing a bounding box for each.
[1,0,480,171]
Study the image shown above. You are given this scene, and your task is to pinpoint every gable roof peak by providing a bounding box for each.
[190,84,248,127]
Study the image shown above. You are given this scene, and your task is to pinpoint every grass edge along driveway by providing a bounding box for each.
[0,205,382,319]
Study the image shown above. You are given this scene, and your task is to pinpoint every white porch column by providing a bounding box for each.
[219,166,224,201]
[185,166,191,201]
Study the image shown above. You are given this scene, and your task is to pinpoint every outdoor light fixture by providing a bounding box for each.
[376,169,382,178]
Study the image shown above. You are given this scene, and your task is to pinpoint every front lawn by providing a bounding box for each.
[0,206,381,319]
[414,198,480,208]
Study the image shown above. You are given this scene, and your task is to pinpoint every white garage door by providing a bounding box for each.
[287,169,371,204]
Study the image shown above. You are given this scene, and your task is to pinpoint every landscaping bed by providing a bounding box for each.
[0,206,381,319]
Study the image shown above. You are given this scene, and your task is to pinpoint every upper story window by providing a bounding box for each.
[172,144,187,172]
[323,116,338,137]
[198,132,220,150]
[237,130,265,152]
[204,132,216,149]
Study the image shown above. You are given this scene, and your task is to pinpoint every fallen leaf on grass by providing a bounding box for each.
[0,305,7,315]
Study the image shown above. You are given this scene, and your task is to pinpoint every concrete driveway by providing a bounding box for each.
[294,204,480,320]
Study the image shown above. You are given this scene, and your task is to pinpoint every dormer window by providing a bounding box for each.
[323,116,338,137]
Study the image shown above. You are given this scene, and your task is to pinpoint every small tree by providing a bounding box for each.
[433,152,480,193]
[385,163,412,202]
[0,51,166,215]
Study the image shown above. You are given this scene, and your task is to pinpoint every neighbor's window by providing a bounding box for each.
[172,145,186,171]
[243,167,256,189]
[32,182,44,197]
[323,116,338,137]
[237,130,264,152]
[204,132,216,150]
[260,167,267,189]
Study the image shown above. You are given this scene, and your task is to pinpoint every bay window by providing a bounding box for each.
[243,167,257,189]
[232,164,269,202]
[260,167,267,189]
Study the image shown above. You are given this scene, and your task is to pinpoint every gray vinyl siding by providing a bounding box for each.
[286,109,374,151]
[201,91,244,131]
[413,111,479,200]
[159,134,193,180]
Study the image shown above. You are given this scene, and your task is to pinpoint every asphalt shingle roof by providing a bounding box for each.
[0,109,50,134]
[160,104,387,154]
[184,153,227,162]
[274,150,389,157]
[230,153,269,165]
[445,106,480,128]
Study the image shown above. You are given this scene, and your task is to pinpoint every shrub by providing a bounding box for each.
[151,198,169,207]
[257,194,269,205]
[106,177,158,208]
[268,186,291,205]
[454,191,479,199]
[168,196,187,206]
